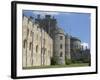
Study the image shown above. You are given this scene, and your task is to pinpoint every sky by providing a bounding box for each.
[23,10,91,47]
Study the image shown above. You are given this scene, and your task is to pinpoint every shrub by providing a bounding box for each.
[71,59,83,63]
[82,58,90,63]
[51,57,57,65]
[65,58,72,65]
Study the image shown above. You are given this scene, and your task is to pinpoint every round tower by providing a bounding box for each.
[53,27,65,65]
[70,36,81,60]
[70,37,81,51]
[65,33,71,60]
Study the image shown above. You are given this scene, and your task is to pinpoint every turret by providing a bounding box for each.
[53,27,65,65]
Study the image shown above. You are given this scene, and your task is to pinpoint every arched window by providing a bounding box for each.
[23,39,27,48]
[60,52,63,57]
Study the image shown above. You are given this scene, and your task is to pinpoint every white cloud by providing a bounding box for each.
[81,42,89,50]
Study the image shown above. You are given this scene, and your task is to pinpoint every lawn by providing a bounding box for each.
[23,63,89,69]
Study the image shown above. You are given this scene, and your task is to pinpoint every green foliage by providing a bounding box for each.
[71,59,75,63]
[71,57,90,64]
[65,58,72,65]
[51,57,57,65]
[81,58,90,63]
[72,59,82,63]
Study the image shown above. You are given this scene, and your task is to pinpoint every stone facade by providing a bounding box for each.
[22,16,53,68]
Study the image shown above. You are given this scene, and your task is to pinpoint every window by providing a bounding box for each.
[60,44,62,49]
[60,52,63,57]
[60,36,63,40]
[23,39,27,48]
[36,45,38,53]
[29,42,32,50]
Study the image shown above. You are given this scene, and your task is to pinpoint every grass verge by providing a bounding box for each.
[23,63,89,69]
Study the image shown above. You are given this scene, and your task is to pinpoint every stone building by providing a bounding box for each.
[70,37,82,61]
[35,15,57,38]
[22,16,53,68]
[22,14,90,68]
[70,37,81,50]
[53,27,65,65]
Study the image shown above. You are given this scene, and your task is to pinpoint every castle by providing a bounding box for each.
[22,14,90,68]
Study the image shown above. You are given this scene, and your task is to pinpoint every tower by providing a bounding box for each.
[65,33,71,60]
[70,36,81,60]
[53,27,65,65]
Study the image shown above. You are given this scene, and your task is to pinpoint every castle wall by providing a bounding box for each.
[22,16,53,68]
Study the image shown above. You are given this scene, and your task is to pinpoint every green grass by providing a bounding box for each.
[23,63,89,69]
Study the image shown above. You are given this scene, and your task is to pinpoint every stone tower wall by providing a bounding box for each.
[53,28,65,65]
[65,34,71,60]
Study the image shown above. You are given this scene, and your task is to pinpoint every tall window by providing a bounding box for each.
[23,39,27,48]
[29,42,32,50]
[60,36,63,40]
[60,52,63,57]
[36,45,38,53]
[60,44,63,49]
